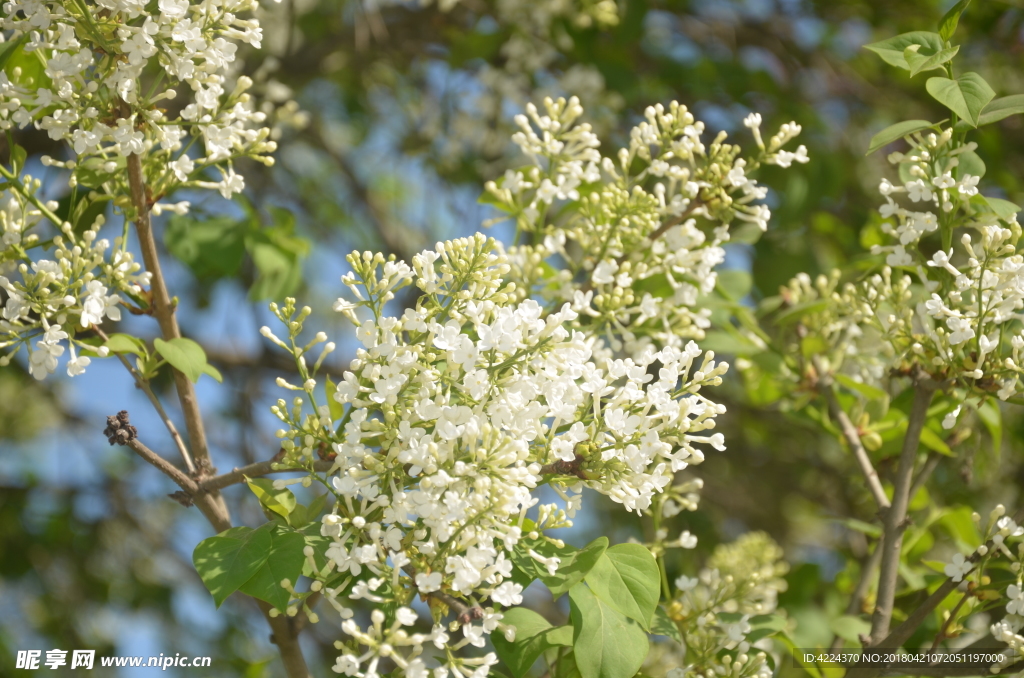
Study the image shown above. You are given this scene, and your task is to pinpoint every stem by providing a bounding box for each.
[869,381,935,646]
[126,153,215,474]
[201,460,336,492]
[815,360,891,512]
[928,591,969,653]
[94,326,196,474]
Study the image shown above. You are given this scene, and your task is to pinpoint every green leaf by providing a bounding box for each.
[237,526,306,610]
[568,584,649,678]
[0,35,27,73]
[866,120,936,155]
[833,374,887,401]
[325,376,345,421]
[864,32,944,70]
[584,544,661,632]
[9,144,27,174]
[246,478,297,519]
[919,426,953,456]
[978,399,1002,460]
[773,299,830,325]
[717,269,752,301]
[544,537,609,597]
[699,331,763,357]
[154,337,211,383]
[492,608,572,678]
[976,95,1024,126]
[103,333,146,357]
[165,215,248,280]
[246,207,309,302]
[75,155,127,189]
[938,0,971,41]
[907,45,959,77]
[830,615,871,642]
[202,363,224,383]
[651,607,682,641]
[953,149,985,181]
[192,525,272,607]
[980,196,1020,221]
[926,72,996,128]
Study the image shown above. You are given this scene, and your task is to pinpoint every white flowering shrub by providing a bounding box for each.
[11,1,1024,677]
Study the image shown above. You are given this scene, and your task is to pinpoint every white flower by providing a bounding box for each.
[415,572,442,594]
[491,581,524,606]
[944,553,972,582]
[942,405,962,430]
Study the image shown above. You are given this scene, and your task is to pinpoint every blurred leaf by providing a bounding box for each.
[717,269,752,301]
[651,607,682,641]
[953,149,985,180]
[834,374,887,401]
[866,120,935,155]
[919,426,953,456]
[977,399,1002,461]
[165,215,248,280]
[938,0,971,42]
[830,615,871,642]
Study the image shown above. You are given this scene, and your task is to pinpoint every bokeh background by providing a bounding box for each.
[5,0,1024,674]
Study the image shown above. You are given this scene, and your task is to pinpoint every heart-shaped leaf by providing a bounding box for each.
[154,337,211,383]
[926,72,995,128]
[492,607,573,678]
[568,584,649,678]
[193,525,272,607]
[237,526,307,610]
[583,544,661,631]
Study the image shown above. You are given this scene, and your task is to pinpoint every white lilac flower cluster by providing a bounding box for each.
[0,189,150,379]
[265,231,732,675]
[483,98,808,356]
[774,127,1024,411]
[645,532,789,678]
[932,506,1024,670]
[1,0,277,201]
[0,0,286,379]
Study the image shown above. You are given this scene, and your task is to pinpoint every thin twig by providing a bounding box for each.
[909,453,941,501]
[869,378,936,645]
[94,326,196,474]
[126,438,199,494]
[200,460,336,492]
[814,359,891,511]
[928,591,969,653]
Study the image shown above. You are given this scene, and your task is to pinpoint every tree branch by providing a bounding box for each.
[815,360,891,512]
[200,460,336,492]
[869,379,935,645]
[94,326,196,475]
[126,153,216,476]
